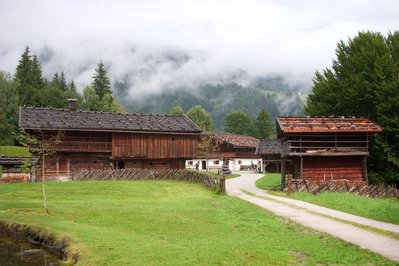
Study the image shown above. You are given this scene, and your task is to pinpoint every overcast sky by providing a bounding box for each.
[0,0,398,96]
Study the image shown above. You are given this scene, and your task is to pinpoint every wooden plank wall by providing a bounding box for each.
[112,132,198,159]
[125,159,185,169]
[302,156,364,183]
[64,131,112,142]
[43,153,111,177]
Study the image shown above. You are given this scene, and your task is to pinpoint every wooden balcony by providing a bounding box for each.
[31,141,112,153]
[281,140,369,158]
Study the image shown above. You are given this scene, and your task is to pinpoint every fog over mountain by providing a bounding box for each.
[1,0,398,108]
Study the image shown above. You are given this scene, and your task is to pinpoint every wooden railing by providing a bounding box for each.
[72,169,225,193]
[281,141,368,157]
[31,141,112,152]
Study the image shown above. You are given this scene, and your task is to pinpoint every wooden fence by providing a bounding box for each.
[287,178,399,199]
[72,169,225,193]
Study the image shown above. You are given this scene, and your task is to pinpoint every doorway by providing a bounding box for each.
[201,160,207,170]
[116,161,125,169]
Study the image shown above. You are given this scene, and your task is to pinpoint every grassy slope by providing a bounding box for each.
[256,173,281,189]
[289,192,399,225]
[0,181,395,265]
[256,175,399,225]
[203,171,241,179]
[0,146,31,157]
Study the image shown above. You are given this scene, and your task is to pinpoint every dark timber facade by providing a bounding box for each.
[277,117,382,187]
[255,139,282,173]
[19,106,201,178]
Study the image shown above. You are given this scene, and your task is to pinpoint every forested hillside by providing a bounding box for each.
[114,80,305,130]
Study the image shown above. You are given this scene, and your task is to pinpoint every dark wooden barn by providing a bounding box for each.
[19,105,201,177]
[277,116,382,187]
[255,139,282,173]
[0,156,39,178]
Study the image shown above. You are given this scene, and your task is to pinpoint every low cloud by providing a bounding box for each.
[0,0,398,98]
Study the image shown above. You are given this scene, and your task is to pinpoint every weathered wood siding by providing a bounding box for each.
[112,132,198,159]
[124,159,185,169]
[43,153,111,177]
[302,156,363,183]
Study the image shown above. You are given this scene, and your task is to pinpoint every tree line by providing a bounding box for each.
[305,31,399,185]
[0,47,122,145]
[170,104,274,139]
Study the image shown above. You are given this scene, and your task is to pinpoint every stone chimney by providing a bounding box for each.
[68,99,78,111]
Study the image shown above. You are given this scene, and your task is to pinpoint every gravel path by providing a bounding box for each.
[226,172,399,262]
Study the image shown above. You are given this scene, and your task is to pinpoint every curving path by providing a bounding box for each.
[226,172,399,263]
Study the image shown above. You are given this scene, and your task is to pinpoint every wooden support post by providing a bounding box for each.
[362,156,369,185]
[261,159,264,173]
[287,174,292,194]
[281,159,286,190]
[300,156,303,180]
[67,158,70,176]
[56,157,59,176]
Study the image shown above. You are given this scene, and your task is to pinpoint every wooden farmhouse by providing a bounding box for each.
[186,131,260,171]
[255,139,282,173]
[19,104,201,177]
[277,116,382,186]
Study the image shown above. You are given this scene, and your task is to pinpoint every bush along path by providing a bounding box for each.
[226,173,399,263]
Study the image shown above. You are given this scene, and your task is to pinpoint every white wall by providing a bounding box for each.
[185,158,262,171]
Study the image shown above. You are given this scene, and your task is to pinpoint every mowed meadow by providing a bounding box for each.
[0,180,396,265]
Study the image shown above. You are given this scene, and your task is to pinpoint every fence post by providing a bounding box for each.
[220,176,226,194]
[287,174,292,194]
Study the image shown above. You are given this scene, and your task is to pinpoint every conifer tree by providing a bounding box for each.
[59,71,68,91]
[254,108,274,139]
[52,72,60,87]
[14,47,45,106]
[92,60,111,100]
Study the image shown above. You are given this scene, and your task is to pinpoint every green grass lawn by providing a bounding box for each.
[203,171,241,179]
[0,146,31,157]
[256,175,399,225]
[255,173,281,190]
[0,181,396,265]
[289,192,399,225]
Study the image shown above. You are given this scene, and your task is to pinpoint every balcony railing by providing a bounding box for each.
[31,141,112,153]
[281,140,369,158]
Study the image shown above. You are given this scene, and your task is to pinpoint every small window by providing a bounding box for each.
[213,160,220,165]
[188,161,193,165]
[116,161,125,169]
[238,160,242,165]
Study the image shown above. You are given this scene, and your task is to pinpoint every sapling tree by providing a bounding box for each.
[197,134,222,171]
[17,129,64,214]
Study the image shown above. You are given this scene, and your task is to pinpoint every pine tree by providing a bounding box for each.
[52,72,60,87]
[254,108,274,139]
[14,48,46,106]
[14,47,33,105]
[59,71,68,91]
[31,55,45,89]
[92,60,112,100]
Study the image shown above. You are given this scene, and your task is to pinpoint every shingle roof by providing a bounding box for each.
[19,107,202,134]
[276,116,382,134]
[0,156,39,166]
[255,139,281,155]
[205,131,259,148]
